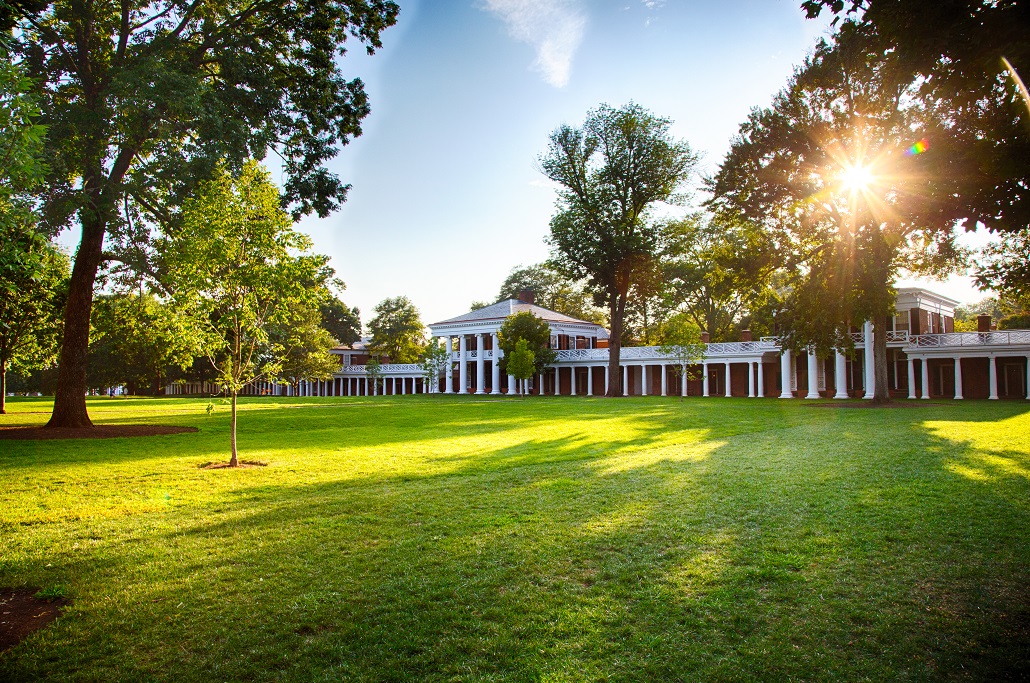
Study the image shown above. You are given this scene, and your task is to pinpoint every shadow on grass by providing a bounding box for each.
[1,398,1028,681]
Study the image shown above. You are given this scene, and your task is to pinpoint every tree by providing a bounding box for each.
[801,0,1030,312]
[320,293,361,346]
[364,358,382,395]
[496,311,556,380]
[657,313,706,400]
[164,162,330,467]
[0,52,67,414]
[419,340,450,394]
[540,102,698,397]
[10,0,399,428]
[469,300,491,311]
[506,339,535,397]
[275,320,339,396]
[0,226,67,413]
[710,23,966,402]
[661,214,779,342]
[86,292,200,394]
[495,263,605,324]
[367,296,426,364]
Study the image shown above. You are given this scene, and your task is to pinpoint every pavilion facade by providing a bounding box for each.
[167,287,1030,400]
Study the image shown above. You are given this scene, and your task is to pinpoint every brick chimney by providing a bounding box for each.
[977,314,991,332]
[701,331,710,343]
[517,289,535,305]
[740,329,752,342]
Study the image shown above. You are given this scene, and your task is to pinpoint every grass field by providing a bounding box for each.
[1,394,1028,682]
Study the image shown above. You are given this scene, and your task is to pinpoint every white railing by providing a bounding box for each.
[341,363,423,374]
[908,330,1030,348]
[555,341,777,363]
[887,331,909,343]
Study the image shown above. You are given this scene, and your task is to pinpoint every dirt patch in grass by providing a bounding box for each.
[0,425,198,440]
[200,460,268,469]
[0,589,68,652]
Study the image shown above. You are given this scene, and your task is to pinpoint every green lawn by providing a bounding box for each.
[1,395,1028,682]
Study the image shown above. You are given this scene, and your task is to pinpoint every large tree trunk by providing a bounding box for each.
[606,294,626,397]
[46,214,108,428]
[230,391,239,467]
[872,315,891,404]
[1,358,7,415]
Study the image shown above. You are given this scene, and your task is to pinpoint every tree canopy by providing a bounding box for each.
[367,296,426,364]
[495,263,605,324]
[9,0,398,428]
[541,102,697,396]
[801,0,1030,300]
[496,311,556,378]
[710,21,968,401]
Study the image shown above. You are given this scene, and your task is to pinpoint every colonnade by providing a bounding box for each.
[441,332,503,395]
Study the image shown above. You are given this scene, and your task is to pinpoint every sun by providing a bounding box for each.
[840,163,874,192]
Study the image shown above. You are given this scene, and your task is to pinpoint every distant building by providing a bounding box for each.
[168,287,1030,400]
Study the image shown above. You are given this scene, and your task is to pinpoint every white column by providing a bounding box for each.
[779,350,792,398]
[907,358,916,399]
[747,362,756,398]
[954,357,963,399]
[863,321,875,399]
[604,365,609,394]
[459,336,468,394]
[1026,356,1030,400]
[587,367,593,396]
[834,351,848,399]
[570,368,576,396]
[490,333,501,394]
[641,365,648,396]
[661,365,668,396]
[682,365,688,397]
[539,372,544,395]
[921,358,930,399]
[757,361,765,398]
[444,337,454,393]
[402,377,407,395]
[988,356,998,400]
[702,362,710,397]
[622,365,629,396]
[724,361,732,397]
[475,334,485,394]
[508,374,516,394]
[806,350,820,399]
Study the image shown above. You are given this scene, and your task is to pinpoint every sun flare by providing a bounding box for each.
[840,163,874,192]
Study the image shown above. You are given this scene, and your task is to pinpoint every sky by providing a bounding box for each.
[68,0,991,327]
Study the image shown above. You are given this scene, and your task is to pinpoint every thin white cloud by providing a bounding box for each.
[479,0,586,88]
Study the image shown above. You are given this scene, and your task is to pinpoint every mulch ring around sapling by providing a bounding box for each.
[199,460,268,469]
[0,588,69,652]
[0,425,198,440]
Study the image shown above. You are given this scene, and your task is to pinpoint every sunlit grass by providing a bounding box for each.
[1,395,1028,681]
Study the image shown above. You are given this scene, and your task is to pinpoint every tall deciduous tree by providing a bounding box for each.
[710,23,965,402]
[0,226,67,413]
[10,0,398,428]
[662,214,778,342]
[367,296,426,364]
[86,292,200,394]
[271,319,339,396]
[164,162,330,466]
[0,51,67,414]
[540,103,697,397]
[320,292,361,346]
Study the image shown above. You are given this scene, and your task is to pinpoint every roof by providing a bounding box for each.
[431,299,608,336]
[332,336,370,352]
